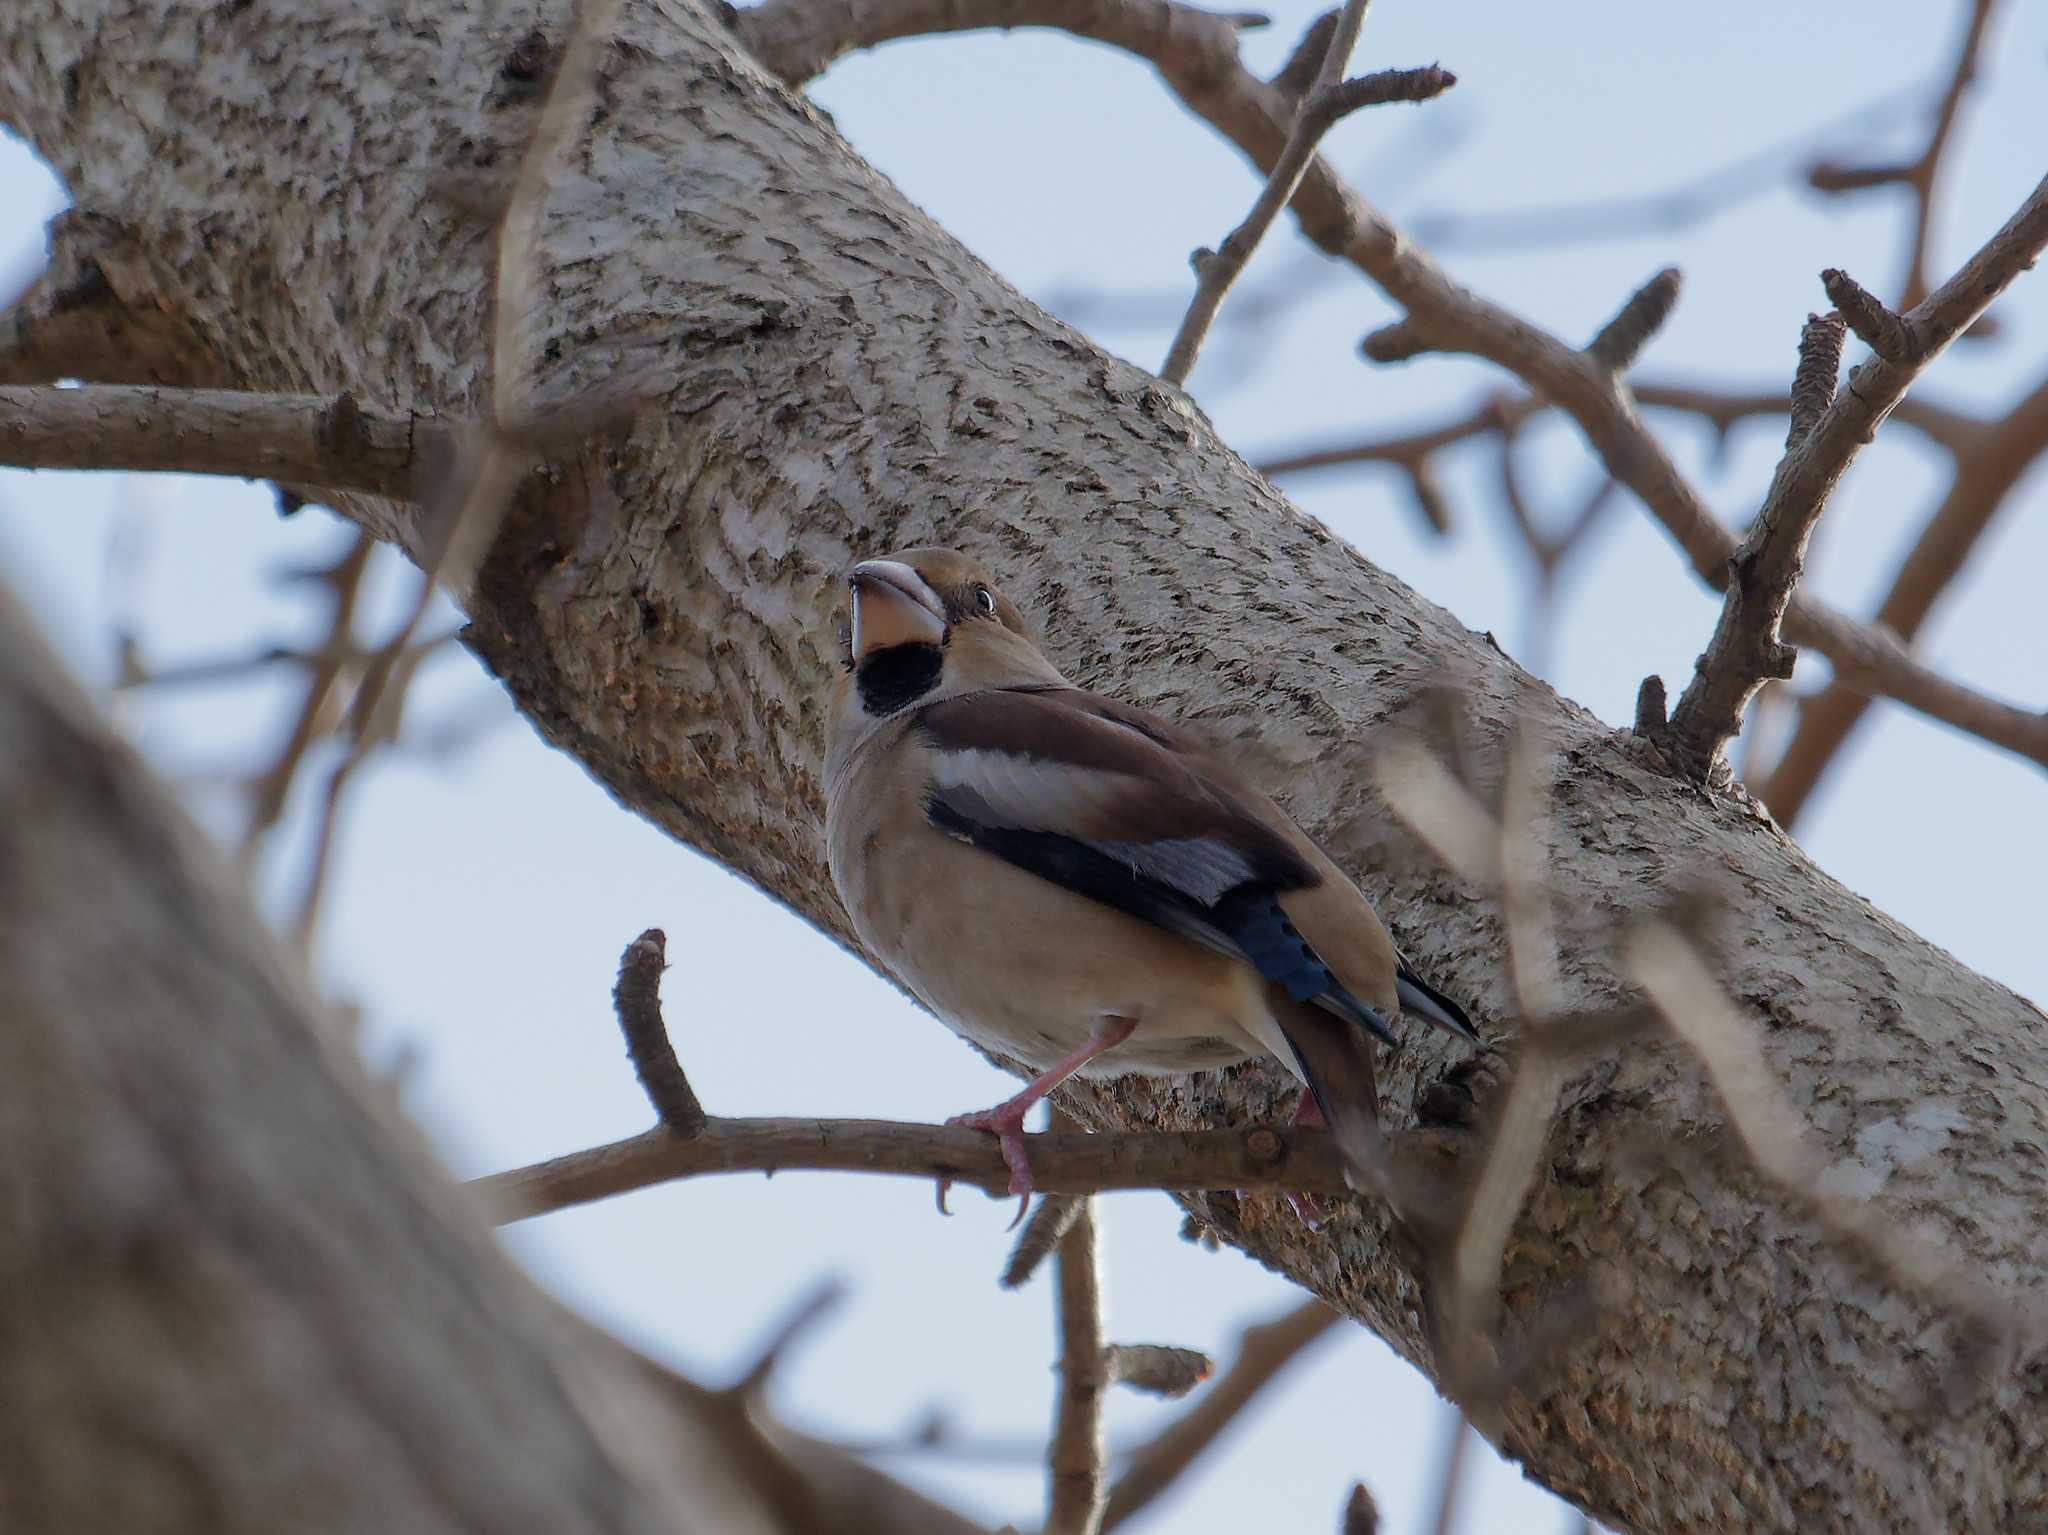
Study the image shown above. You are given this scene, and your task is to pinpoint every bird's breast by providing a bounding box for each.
[825,764,1271,1077]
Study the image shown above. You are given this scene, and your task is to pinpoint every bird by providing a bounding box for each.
[822,547,1478,1206]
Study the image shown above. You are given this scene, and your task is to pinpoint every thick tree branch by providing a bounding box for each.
[0,568,982,1535]
[0,383,450,498]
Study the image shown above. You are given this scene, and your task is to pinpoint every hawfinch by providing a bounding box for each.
[823,548,1477,1197]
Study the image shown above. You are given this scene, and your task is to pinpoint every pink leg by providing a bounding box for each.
[947,1017,1140,1204]
[1285,1091,1330,1229]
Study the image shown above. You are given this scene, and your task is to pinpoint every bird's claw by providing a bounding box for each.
[947,1103,1039,1212]
[1286,1191,1329,1229]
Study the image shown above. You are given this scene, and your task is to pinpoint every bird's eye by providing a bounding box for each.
[974,585,997,616]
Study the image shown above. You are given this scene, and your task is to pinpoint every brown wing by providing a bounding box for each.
[912,687,1397,1044]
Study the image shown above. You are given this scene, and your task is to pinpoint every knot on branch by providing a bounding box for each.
[501,28,555,84]
[1820,267,1921,365]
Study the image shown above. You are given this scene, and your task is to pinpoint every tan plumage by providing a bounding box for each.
[823,549,1477,1195]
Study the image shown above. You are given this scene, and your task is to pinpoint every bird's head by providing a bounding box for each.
[835,547,1062,718]
[844,548,1031,659]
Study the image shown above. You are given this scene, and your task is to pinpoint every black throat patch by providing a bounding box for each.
[857,643,944,716]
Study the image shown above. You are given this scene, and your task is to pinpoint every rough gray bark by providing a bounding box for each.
[2,2,2044,1531]
[0,576,989,1535]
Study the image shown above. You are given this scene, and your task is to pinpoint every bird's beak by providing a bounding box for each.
[848,560,947,660]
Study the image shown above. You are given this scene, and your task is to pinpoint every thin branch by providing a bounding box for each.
[1255,378,1978,480]
[115,630,458,693]
[1405,74,1926,253]
[472,1118,1354,1220]
[291,0,626,946]
[0,384,452,499]
[613,928,708,1136]
[1046,1198,1107,1535]
[1157,0,1369,387]
[1420,721,1580,1442]
[1159,6,1455,384]
[1784,310,1849,450]
[239,535,373,860]
[1808,0,2002,310]
[731,1277,849,1397]
[1757,369,2048,822]
[1820,267,1918,365]
[1425,1412,1474,1535]
[1585,267,1681,374]
[1101,1344,1212,1399]
[1100,1300,1341,1530]
[1003,1194,1087,1289]
[1663,177,2048,783]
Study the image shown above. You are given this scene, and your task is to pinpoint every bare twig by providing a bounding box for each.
[1101,1300,1341,1529]
[731,1277,849,1396]
[1409,77,1922,252]
[1158,0,1368,386]
[1821,268,1918,365]
[1357,316,1438,364]
[1585,267,1681,374]
[1101,1344,1212,1399]
[1663,176,2048,783]
[1807,0,2003,310]
[1425,1412,1474,1535]
[473,1118,1355,1220]
[1159,0,1454,385]
[290,0,625,945]
[1757,369,2048,820]
[1256,379,1976,480]
[1003,1194,1087,1289]
[116,631,458,694]
[1784,310,1849,450]
[0,385,453,499]
[1046,1199,1108,1535]
[613,928,707,1136]
[239,535,374,860]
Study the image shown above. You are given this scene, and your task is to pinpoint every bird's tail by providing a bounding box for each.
[1395,957,1480,1042]
[1275,1001,1382,1179]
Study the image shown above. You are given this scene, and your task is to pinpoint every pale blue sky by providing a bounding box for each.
[3,3,2043,1529]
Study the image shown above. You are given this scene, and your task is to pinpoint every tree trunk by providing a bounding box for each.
[2,3,2042,1530]
[0,576,996,1534]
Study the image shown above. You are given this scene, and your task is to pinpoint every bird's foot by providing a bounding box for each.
[1286,1191,1329,1229]
[1281,1091,1329,1227]
[947,1102,1037,1194]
